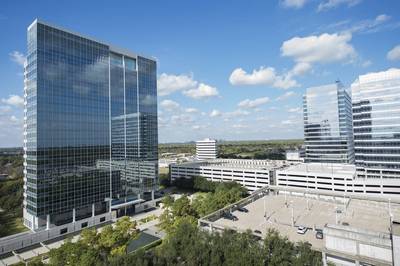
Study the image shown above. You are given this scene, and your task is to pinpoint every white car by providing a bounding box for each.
[297,226,307,234]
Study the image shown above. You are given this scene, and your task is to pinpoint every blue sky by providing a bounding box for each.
[1,0,400,146]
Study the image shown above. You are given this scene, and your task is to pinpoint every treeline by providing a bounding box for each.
[160,177,248,233]
[111,220,323,266]
[0,155,24,237]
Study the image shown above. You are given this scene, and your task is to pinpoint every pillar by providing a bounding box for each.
[46,214,50,230]
[92,204,95,217]
[72,208,76,223]
[151,190,155,200]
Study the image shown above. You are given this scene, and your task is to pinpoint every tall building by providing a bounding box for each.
[352,68,400,179]
[196,138,217,160]
[303,82,354,164]
[23,19,158,231]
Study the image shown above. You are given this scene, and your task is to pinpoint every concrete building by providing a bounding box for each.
[303,82,354,164]
[285,149,305,162]
[23,19,158,232]
[170,159,290,192]
[196,138,217,160]
[276,163,400,198]
[352,68,400,179]
[198,186,400,266]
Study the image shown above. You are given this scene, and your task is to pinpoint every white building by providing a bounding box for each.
[276,163,400,198]
[196,138,217,160]
[170,159,290,192]
[285,149,305,162]
[352,68,400,179]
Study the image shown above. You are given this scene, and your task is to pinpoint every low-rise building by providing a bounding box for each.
[196,138,217,160]
[276,163,400,198]
[170,159,290,192]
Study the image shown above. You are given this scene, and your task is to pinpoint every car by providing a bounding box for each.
[297,226,307,234]
[315,229,323,239]
[237,207,249,213]
[254,230,262,234]
[223,212,238,221]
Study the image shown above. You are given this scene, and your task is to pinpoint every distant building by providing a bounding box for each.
[352,68,400,179]
[285,149,305,162]
[196,138,217,160]
[170,159,290,192]
[303,82,354,164]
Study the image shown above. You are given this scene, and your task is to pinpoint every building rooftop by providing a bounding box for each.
[210,191,399,250]
[278,163,356,176]
[173,159,290,170]
[29,19,155,61]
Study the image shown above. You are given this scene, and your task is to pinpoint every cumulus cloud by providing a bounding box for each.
[238,97,270,109]
[158,73,219,99]
[288,107,302,113]
[318,0,362,12]
[387,45,400,61]
[9,51,26,66]
[280,0,307,9]
[281,33,356,65]
[160,99,180,111]
[185,108,198,113]
[209,109,222,117]
[276,91,296,101]
[225,109,251,118]
[229,67,298,89]
[157,73,197,96]
[182,83,219,99]
[1,95,24,108]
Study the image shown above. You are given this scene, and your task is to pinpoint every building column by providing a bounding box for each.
[151,190,155,200]
[46,214,50,230]
[92,204,95,217]
[322,252,327,266]
[72,208,76,223]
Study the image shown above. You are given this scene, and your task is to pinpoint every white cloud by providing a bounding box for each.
[281,33,356,65]
[280,0,307,9]
[185,108,198,113]
[289,62,312,76]
[318,0,362,12]
[361,60,372,67]
[276,91,296,101]
[229,67,298,89]
[387,45,400,61]
[225,109,251,118]
[183,83,219,99]
[209,109,222,117]
[0,106,12,113]
[288,107,302,113]
[1,95,24,108]
[238,97,270,109]
[9,51,26,66]
[232,124,248,129]
[160,99,180,111]
[157,73,197,96]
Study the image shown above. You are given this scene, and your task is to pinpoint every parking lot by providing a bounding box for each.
[213,193,400,250]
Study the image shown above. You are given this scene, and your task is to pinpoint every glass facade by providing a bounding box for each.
[24,20,158,228]
[352,69,400,178]
[303,82,354,164]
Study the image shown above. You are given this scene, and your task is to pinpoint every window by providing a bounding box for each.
[60,228,68,234]
[81,222,88,228]
[100,217,106,222]
[124,57,136,71]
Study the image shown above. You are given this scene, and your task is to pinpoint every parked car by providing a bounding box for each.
[237,206,249,213]
[315,229,323,239]
[223,212,238,221]
[297,226,307,234]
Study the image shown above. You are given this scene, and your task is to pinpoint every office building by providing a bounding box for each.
[23,19,158,232]
[170,159,289,192]
[352,68,400,179]
[285,149,305,162]
[196,138,217,160]
[303,82,354,164]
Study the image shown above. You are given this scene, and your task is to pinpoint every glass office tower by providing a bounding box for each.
[23,19,158,230]
[303,82,354,163]
[352,68,400,178]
